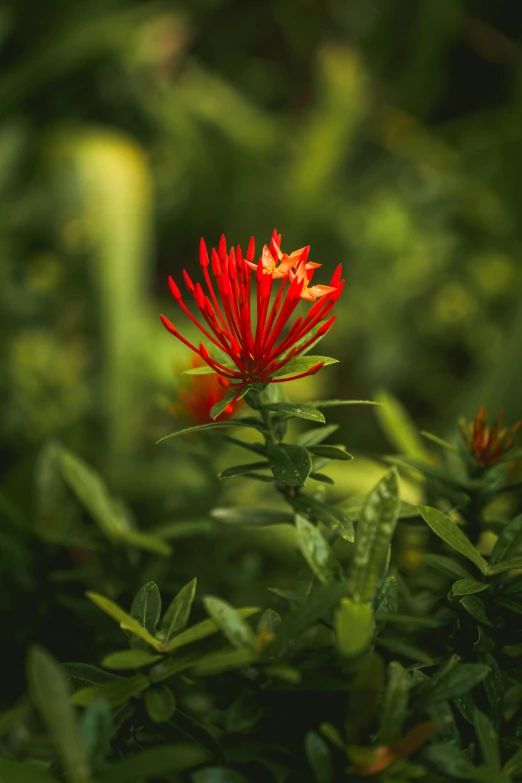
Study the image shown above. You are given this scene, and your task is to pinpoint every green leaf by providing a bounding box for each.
[27,647,90,783]
[71,674,149,708]
[308,445,353,461]
[417,506,489,574]
[102,650,162,670]
[423,553,473,580]
[452,579,489,596]
[379,661,412,745]
[309,399,382,408]
[257,608,282,634]
[504,747,522,778]
[494,596,522,614]
[162,608,259,653]
[289,493,354,541]
[144,685,176,722]
[474,707,500,771]
[81,699,112,771]
[271,355,338,378]
[374,389,427,458]
[309,472,335,485]
[210,506,293,526]
[86,592,161,650]
[305,730,333,783]
[190,647,257,677]
[159,578,197,643]
[192,768,251,783]
[98,744,211,782]
[183,366,216,375]
[59,447,129,540]
[490,514,522,565]
[377,637,433,664]
[273,582,350,652]
[459,594,492,625]
[296,423,340,447]
[335,599,373,658]
[420,430,457,451]
[0,759,57,783]
[349,469,401,603]
[157,419,266,444]
[265,402,326,423]
[266,442,312,486]
[116,528,171,556]
[486,557,522,575]
[131,581,162,635]
[296,515,340,585]
[210,386,249,420]
[224,435,266,456]
[423,745,503,782]
[421,663,490,704]
[219,461,270,480]
[62,663,121,692]
[203,596,256,648]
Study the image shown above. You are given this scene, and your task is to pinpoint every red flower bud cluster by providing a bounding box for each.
[160,230,343,407]
[460,406,521,467]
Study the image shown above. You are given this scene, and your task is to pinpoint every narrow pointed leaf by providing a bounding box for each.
[190,648,257,677]
[305,730,333,783]
[162,608,259,653]
[474,707,500,771]
[27,647,90,783]
[379,661,412,745]
[131,581,162,634]
[219,461,270,479]
[271,355,338,378]
[183,366,216,375]
[487,557,522,575]
[86,591,161,650]
[159,578,197,643]
[203,596,256,648]
[156,419,266,444]
[490,515,522,565]
[418,506,489,574]
[452,579,489,596]
[308,445,353,461]
[210,387,248,420]
[349,469,400,603]
[98,744,210,782]
[296,515,340,585]
[71,674,149,708]
[374,389,427,458]
[102,650,162,670]
[296,423,340,447]
[265,402,326,423]
[310,399,381,408]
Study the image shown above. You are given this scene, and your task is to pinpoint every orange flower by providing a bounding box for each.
[460,406,521,468]
[172,356,240,424]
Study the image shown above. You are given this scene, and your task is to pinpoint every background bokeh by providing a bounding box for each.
[1,0,522,703]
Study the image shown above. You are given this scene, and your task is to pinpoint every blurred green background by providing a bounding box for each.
[2,0,522,702]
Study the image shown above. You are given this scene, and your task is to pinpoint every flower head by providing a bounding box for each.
[171,356,238,424]
[460,406,521,468]
[160,230,343,407]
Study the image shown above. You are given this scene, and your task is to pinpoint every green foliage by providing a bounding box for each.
[3,2,522,774]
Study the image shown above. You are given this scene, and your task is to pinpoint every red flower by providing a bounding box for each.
[160,230,343,406]
[460,406,521,468]
[172,356,240,424]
